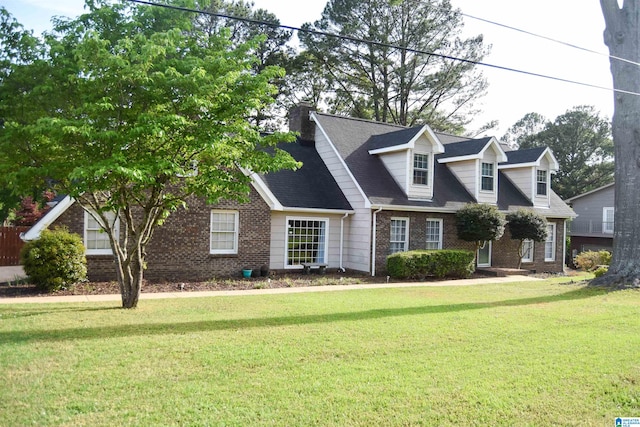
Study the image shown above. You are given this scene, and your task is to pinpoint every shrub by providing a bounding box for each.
[574,250,612,271]
[20,227,87,292]
[593,266,608,278]
[387,250,475,279]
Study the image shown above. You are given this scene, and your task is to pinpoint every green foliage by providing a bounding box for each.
[503,106,614,199]
[506,209,548,242]
[298,0,488,130]
[593,266,608,278]
[20,227,87,291]
[387,250,475,280]
[455,203,506,244]
[574,250,612,272]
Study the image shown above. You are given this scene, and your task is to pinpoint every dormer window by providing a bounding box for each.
[536,170,548,196]
[481,162,494,191]
[413,153,429,185]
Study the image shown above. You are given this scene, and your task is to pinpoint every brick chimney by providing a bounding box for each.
[288,102,315,145]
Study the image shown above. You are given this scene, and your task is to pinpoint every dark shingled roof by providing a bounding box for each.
[501,146,547,165]
[367,126,424,151]
[438,137,493,159]
[260,139,352,211]
[497,172,533,210]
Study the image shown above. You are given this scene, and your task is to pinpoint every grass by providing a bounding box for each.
[1,275,639,426]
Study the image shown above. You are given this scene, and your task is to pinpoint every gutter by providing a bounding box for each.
[370,207,383,276]
[339,212,351,272]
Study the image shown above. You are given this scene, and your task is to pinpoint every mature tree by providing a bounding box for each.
[298,0,488,132]
[594,1,640,288]
[0,2,299,308]
[455,203,505,264]
[501,112,546,150]
[505,106,614,200]
[505,209,547,269]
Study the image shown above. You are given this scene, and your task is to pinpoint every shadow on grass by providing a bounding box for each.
[0,286,608,344]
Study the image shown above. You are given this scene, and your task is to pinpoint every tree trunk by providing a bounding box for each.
[594,1,640,288]
[115,248,145,309]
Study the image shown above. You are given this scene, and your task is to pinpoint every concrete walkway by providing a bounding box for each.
[0,265,26,284]
[0,274,542,304]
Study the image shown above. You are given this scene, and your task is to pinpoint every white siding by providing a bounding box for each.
[408,135,434,199]
[313,130,372,273]
[379,151,408,192]
[534,157,551,208]
[503,168,534,200]
[448,159,478,200]
[478,150,497,204]
[269,212,345,270]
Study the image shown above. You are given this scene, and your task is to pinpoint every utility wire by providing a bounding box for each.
[458,10,640,68]
[125,0,640,97]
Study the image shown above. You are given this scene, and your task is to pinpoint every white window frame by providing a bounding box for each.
[477,240,492,267]
[84,211,119,255]
[390,217,409,254]
[545,223,556,262]
[603,207,614,234]
[521,239,534,263]
[210,210,239,255]
[425,218,443,250]
[413,153,430,186]
[285,216,329,268]
[480,162,495,192]
[536,169,548,196]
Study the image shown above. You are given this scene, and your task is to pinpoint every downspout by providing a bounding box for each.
[371,207,383,276]
[562,220,567,271]
[339,212,350,273]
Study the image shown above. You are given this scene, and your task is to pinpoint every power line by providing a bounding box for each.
[125,0,640,97]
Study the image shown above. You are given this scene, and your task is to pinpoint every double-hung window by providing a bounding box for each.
[390,217,409,254]
[286,218,327,266]
[481,162,494,191]
[425,218,443,250]
[84,211,118,255]
[413,154,429,185]
[210,210,239,254]
[603,207,614,234]
[521,239,534,263]
[537,170,548,196]
[544,223,556,261]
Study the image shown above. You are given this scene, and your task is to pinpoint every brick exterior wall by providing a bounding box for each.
[374,211,566,275]
[51,187,271,282]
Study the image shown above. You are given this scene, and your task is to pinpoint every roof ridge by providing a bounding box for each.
[313,112,408,130]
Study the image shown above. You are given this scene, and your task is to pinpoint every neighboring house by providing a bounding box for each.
[23,104,576,281]
[565,182,615,255]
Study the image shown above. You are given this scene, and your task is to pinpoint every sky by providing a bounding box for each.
[3,0,615,137]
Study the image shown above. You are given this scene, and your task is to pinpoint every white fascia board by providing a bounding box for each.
[247,171,284,211]
[21,195,75,241]
[310,112,372,208]
[481,137,508,163]
[368,125,445,155]
[368,144,410,155]
[542,147,560,172]
[280,207,355,215]
[498,162,537,170]
[370,204,458,214]
[437,154,479,163]
[422,125,446,154]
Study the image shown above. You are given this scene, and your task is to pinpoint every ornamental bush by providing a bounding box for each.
[20,227,87,292]
[574,250,611,272]
[387,250,475,280]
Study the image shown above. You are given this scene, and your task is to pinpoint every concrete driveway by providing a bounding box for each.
[0,266,26,284]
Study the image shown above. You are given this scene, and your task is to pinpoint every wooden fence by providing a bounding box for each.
[0,227,29,266]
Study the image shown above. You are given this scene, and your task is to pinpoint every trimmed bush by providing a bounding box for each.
[387,250,475,280]
[20,227,87,292]
[593,266,608,278]
[574,250,612,272]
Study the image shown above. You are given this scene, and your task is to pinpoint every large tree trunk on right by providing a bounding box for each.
[593,1,640,288]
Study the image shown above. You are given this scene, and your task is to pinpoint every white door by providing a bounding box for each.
[477,241,492,267]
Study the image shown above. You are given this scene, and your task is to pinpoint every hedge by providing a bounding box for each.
[387,249,475,280]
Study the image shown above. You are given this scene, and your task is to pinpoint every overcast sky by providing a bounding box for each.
[4,0,615,136]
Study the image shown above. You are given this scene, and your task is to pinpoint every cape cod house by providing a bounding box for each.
[23,104,575,281]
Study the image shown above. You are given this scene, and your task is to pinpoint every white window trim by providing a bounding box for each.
[603,207,614,234]
[210,210,239,255]
[284,216,329,269]
[84,210,119,255]
[480,162,495,193]
[412,153,430,186]
[521,239,534,263]
[390,216,410,254]
[425,218,443,250]
[536,169,548,197]
[477,240,492,267]
[545,223,556,262]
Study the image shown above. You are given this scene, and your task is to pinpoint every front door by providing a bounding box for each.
[477,241,492,267]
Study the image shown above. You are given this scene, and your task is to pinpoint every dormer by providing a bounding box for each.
[437,137,508,204]
[498,147,559,208]
[367,125,445,200]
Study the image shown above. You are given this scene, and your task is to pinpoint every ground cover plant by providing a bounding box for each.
[1,276,639,426]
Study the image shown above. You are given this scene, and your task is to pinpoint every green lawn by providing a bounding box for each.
[1,277,639,426]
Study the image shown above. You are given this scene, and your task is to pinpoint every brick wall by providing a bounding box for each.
[52,187,271,282]
[373,211,566,275]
